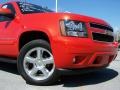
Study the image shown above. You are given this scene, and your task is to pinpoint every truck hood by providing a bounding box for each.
[21,12,109,26]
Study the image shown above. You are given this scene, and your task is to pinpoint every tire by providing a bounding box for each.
[17,39,59,85]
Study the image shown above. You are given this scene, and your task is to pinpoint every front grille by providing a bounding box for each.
[90,23,113,32]
[92,32,114,42]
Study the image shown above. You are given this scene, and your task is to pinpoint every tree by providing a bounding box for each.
[114,28,120,42]
[118,31,120,42]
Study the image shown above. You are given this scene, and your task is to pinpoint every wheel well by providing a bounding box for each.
[19,31,50,50]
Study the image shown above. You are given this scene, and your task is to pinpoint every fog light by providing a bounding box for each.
[72,57,76,63]
[73,56,80,64]
[72,56,86,64]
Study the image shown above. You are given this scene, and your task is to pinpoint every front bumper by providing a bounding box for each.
[51,37,118,69]
[58,65,108,75]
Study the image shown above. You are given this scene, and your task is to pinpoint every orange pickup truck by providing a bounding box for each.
[0,1,118,85]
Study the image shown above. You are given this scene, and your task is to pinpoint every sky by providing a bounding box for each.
[0,0,120,31]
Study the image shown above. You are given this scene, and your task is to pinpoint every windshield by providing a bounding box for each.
[17,2,53,14]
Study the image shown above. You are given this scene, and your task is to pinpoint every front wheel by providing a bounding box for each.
[17,40,59,85]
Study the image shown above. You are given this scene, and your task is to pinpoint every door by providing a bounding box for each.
[0,4,20,57]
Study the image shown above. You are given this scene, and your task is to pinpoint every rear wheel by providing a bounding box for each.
[17,39,59,85]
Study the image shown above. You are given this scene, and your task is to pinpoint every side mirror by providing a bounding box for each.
[0,8,14,18]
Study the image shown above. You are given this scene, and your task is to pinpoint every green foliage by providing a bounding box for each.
[118,39,120,43]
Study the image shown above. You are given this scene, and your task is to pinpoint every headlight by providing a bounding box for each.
[60,20,88,37]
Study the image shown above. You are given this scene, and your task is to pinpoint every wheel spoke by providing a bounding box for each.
[37,49,43,60]
[25,56,36,64]
[40,66,49,76]
[29,67,38,76]
[43,57,54,65]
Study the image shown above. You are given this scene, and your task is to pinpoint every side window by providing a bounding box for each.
[0,16,9,22]
[0,4,15,22]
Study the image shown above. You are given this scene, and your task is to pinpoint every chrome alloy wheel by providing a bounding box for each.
[23,47,55,81]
